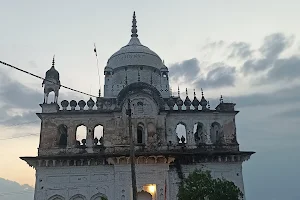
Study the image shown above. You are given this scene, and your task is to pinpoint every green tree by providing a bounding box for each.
[178,169,243,200]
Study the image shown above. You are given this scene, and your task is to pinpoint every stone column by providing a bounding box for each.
[86,125,94,148]
[67,126,76,147]
[186,123,196,147]
[205,122,212,144]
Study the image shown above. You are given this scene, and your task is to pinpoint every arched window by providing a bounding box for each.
[91,193,108,200]
[193,122,204,144]
[47,91,55,103]
[137,101,144,114]
[94,125,104,146]
[76,125,87,147]
[57,124,68,148]
[176,123,187,144]
[48,195,65,200]
[137,123,144,144]
[210,122,222,144]
[69,194,86,200]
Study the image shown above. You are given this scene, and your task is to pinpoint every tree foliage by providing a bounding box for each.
[177,169,243,200]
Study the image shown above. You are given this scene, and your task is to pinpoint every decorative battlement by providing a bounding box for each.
[54,95,236,113]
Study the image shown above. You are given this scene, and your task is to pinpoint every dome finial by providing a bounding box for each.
[52,55,55,68]
[131,11,138,37]
[178,86,180,97]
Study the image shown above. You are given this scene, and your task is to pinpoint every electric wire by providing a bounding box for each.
[0,60,98,98]
[0,133,39,141]
[0,120,39,130]
[0,190,34,196]
[94,43,101,96]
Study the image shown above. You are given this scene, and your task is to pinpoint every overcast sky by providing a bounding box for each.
[1,1,300,199]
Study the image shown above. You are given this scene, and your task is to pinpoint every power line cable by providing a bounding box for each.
[0,190,34,196]
[0,60,98,98]
[0,120,39,130]
[0,133,39,141]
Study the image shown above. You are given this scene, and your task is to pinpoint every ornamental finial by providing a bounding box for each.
[52,55,55,68]
[131,11,138,37]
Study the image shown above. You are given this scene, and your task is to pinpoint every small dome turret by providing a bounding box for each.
[45,56,59,81]
[199,88,208,109]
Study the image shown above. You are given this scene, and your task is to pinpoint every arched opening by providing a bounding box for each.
[69,194,86,200]
[48,195,65,200]
[94,125,104,146]
[176,123,186,144]
[137,191,152,200]
[193,122,204,144]
[47,91,55,103]
[137,123,144,144]
[210,122,222,144]
[91,193,108,200]
[162,72,168,79]
[137,101,144,114]
[76,125,87,147]
[57,124,68,148]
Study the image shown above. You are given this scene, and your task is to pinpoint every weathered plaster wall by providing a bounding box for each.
[39,109,238,156]
[165,112,237,146]
[35,162,244,200]
[104,66,170,98]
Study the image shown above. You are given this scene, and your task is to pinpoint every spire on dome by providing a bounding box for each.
[52,55,55,68]
[131,11,138,38]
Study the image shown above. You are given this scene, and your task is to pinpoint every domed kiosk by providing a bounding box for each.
[104,12,170,98]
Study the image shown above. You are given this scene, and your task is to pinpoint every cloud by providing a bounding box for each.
[169,58,200,82]
[273,108,300,118]
[201,40,225,50]
[0,70,41,109]
[0,178,33,200]
[195,63,236,89]
[241,33,295,75]
[231,84,300,108]
[260,56,300,83]
[228,42,252,59]
[259,33,294,59]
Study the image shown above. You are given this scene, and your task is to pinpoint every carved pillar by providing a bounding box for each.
[186,124,196,146]
[205,122,212,144]
[67,126,76,147]
[86,125,94,148]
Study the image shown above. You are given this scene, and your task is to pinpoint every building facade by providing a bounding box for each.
[21,12,254,200]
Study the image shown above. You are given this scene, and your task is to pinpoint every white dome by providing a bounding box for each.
[107,37,163,70]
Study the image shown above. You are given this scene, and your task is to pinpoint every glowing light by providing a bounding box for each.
[148,184,156,194]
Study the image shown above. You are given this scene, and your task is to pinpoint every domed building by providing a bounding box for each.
[21,12,254,200]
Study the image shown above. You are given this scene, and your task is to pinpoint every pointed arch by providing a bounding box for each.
[210,122,223,144]
[175,122,187,144]
[193,122,205,144]
[137,123,145,144]
[48,194,65,200]
[94,124,104,146]
[69,194,86,200]
[57,124,68,148]
[90,192,108,200]
[76,125,87,147]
